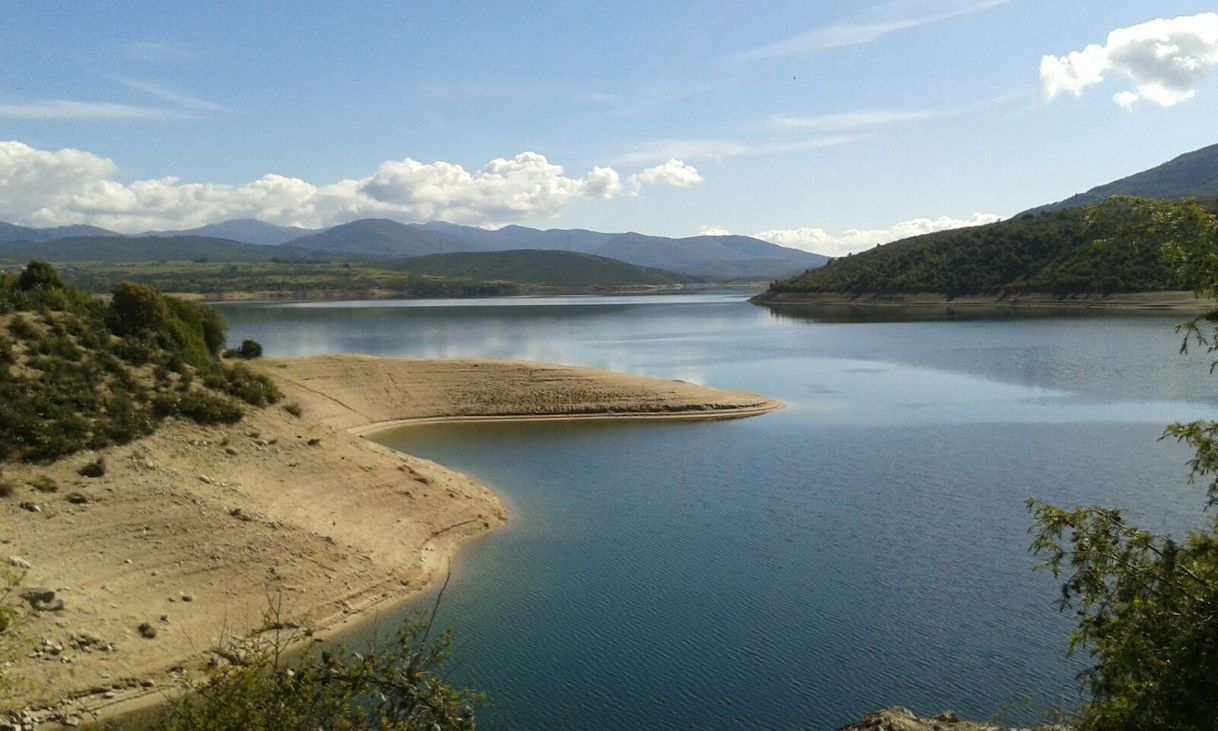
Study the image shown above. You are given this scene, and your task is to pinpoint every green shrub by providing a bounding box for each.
[156,390,245,425]
[7,315,38,340]
[163,296,220,369]
[17,260,64,292]
[221,364,282,406]
[152,615,482,730]
[108,282,168,336]
[235,339,264,359]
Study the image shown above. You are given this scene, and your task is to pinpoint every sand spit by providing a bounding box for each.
[1,356,779,725]
[261,355,783,434]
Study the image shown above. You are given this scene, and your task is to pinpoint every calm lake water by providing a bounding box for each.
[220,295,1218,729]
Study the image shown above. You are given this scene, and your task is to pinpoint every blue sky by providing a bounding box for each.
[1,1,1216,254]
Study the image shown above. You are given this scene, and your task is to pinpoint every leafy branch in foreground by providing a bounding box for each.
[147,583,481,731]
[1028,199,1218,730]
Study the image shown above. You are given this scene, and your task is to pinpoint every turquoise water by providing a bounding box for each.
[219,295,1218,729]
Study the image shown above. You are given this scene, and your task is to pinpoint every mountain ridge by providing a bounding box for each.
[1024,142,1218,215]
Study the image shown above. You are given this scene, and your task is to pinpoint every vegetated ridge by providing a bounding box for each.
[0,261,281,462]
[1026,142,1218,215]
[755,142,1218,303]
[756,198,1200,300]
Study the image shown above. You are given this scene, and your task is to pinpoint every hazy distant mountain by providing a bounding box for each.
[1026,142,1218,214]
[0,215,827,281]
[585,232,827,280]
[281,220,825,280]
[139,219,318,246]
[0,235,298,263]
[283,219,486,258]
[0,222,118,244]
[375,249,699,286]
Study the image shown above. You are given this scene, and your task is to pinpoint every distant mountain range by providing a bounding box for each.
[0,217,827,281]
[0,222,117,243]
[1025,142,1218,215]
[138,218,315,246]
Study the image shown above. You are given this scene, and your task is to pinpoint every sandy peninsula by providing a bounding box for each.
[1,356,779,725]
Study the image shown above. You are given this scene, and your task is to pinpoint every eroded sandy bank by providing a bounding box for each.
[1,356,779,725]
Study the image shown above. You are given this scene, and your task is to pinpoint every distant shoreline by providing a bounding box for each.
[173,282,765,303]
[751,290,1211,313]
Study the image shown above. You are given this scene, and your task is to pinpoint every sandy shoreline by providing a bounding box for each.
[1,356,779,726]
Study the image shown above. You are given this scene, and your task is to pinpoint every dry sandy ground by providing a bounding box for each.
[0,357,779,726]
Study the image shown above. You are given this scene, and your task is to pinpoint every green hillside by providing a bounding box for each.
[375,249,698,286]
[0,262,279,462]
[760,198,1218,298]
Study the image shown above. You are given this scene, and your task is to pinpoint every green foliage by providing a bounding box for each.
[150,616,481,730]
[767,197,1217,297]
[154,390,245,425]
[0,264,273,462]
[1028,198,1218,730]
[108,282,168,336]
[16,259,64,291]
[235,339,264,359]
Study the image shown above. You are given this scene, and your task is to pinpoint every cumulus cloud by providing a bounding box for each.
[753,213,1003,257]
[626,159,703,191]
[618,135,860,165]
[1040,13,1218,108]
[0,141,701,232]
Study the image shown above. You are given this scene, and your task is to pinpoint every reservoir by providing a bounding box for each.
[219,294,1218,729]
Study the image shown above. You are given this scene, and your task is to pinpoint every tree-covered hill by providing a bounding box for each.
[758,198,1218,299]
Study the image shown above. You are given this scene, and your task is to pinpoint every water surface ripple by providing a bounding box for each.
[218,295,1218,729]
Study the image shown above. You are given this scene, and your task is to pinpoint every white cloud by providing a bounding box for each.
[729,0,1012,62]
[617,134,861,165]
[0,140,701,232]
[766,108,951,131]
[0,100,180,121]
[696,226,732,236]
[115,77,235,113]
[754,212,1003,256]
[627,159,703,191]
[1040,13,1218,108]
